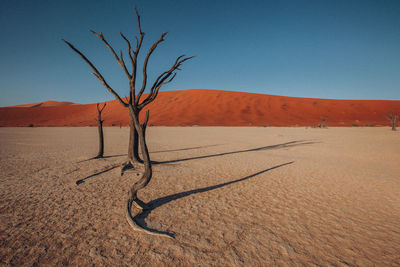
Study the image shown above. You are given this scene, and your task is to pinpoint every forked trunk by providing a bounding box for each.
[125,110,171,237]
[128,110,151,201]
[128,109,142,163]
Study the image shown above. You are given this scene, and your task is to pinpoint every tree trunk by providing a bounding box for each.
[128,109,142,163]
[129,110,151,201]
[392,116,397,131]
[96,119,104,158]
[94,103,106,159]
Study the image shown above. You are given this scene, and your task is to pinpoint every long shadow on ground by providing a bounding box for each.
[75,140,315,185]
[75,144,223,164]
[76,165,120,185]
[153,140,315,165]
[133,161,294,237]
[76,154,127,163]
[151,144,223,153]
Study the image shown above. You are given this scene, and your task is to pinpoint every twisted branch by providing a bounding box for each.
[136,32,168,104]
[62,39,128,107]
[90,30,131,79]
[139,55,194,109]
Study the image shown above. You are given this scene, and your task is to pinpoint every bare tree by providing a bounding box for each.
[94,102,106,158]
[63,7,192,171]
[318,116,327,128]
[386,110,399,131]
[63,7,192,237]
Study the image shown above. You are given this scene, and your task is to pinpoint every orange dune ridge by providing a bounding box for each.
[0,89,399,127]
[10,100,78,108]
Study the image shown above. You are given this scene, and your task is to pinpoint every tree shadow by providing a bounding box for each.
[76,164,120,185]
[151,144,223,154]
[75,140,315,185]
[75,144,223,164]
[133,161,294,237]
[102,154,127,159]
[76,154,127,163]
[153,140,316,165]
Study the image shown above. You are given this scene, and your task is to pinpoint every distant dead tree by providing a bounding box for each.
[63,7,192,237]
[386,110,399,131]
[94,102,106,158]
[318,116,327,128]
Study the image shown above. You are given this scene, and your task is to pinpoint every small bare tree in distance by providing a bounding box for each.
[386,110,399,131]
[94,102,106,159]
[318,116,327,128]
[63,7,192,237]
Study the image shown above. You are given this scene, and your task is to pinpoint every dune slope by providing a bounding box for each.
[10,100,78,108]
[0,89,399,127]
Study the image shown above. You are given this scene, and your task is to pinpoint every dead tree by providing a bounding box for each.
[94,102,106,158]
[63,7,192,169]
[318,117,327,128]
[63,7,192,237]
[386,110,399,131]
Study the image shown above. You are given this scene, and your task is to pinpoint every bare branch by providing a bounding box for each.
[163,72,177,85]
[128,7,146,105]
[120,32,135,65]
[135,36,139,49]
[150,71,169,93]
[100,102,107,112]
[134,6,143,35]
[136,32,168,105]
[139,55,194,109]
[91,72,100,79]
[90,30,131,79]
[133,7,145,55]
[135,35,144,54]
[120,32,136,105]
[62,39,128,107]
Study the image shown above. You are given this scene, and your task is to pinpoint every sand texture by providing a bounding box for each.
[0,127,399,266]
[1,89,400,127]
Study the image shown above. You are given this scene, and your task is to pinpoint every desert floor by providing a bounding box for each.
[0,127,399,266]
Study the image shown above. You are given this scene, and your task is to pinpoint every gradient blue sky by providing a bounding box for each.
[1,0,399,106]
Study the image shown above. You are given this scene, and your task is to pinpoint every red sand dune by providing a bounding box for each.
[10,100,78,108]
[0,89,399,127]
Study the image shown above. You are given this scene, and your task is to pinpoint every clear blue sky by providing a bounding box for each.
[1,0,399,106]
